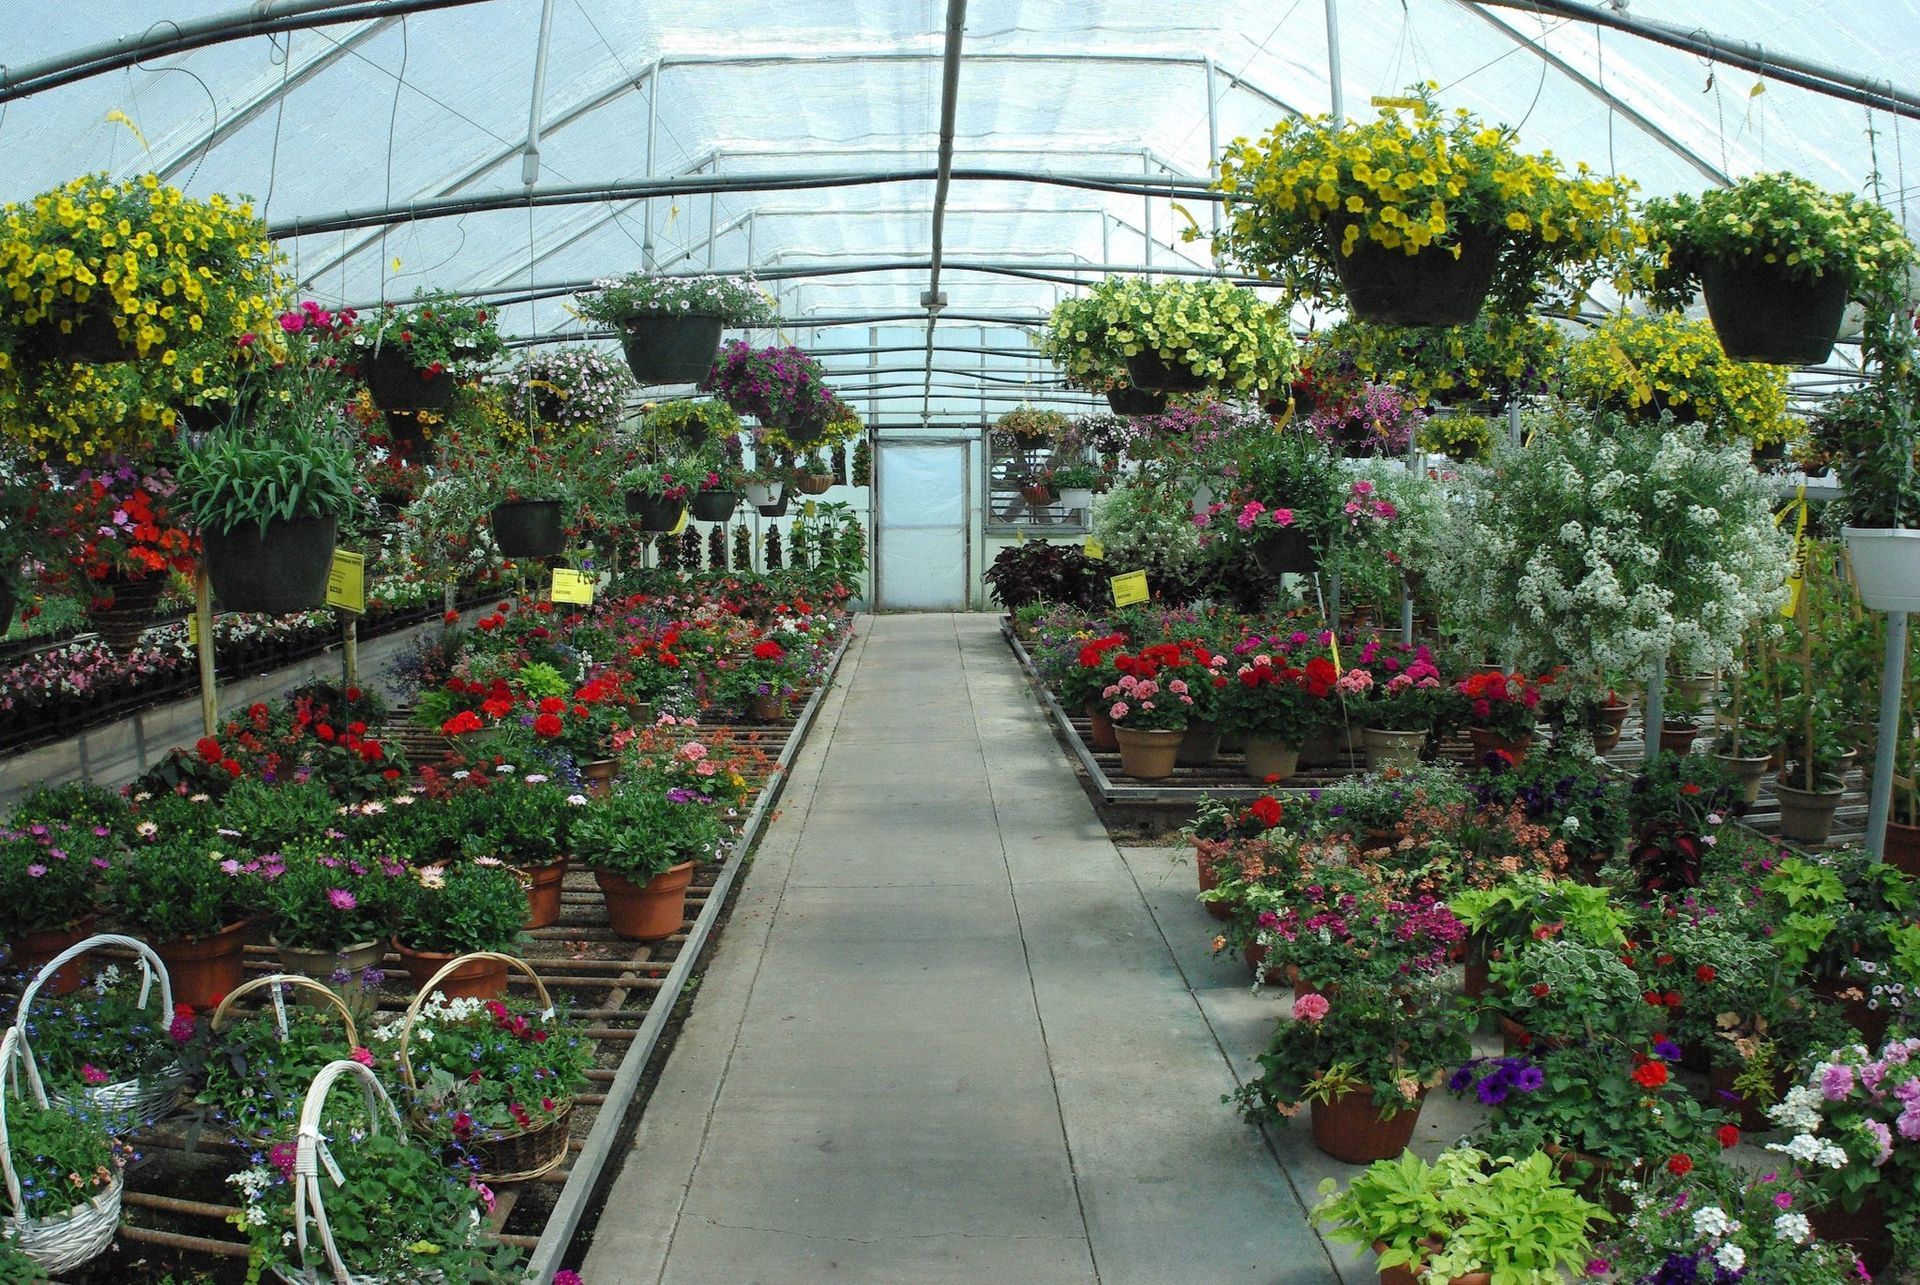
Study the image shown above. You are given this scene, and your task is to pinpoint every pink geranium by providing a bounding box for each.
[1291,993,1330,1022]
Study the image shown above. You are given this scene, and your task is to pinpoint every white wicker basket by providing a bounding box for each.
[210,974,361,1147]
[273,1058,411,1285]
[0,1026,123,1275]
[16,933,185,1132]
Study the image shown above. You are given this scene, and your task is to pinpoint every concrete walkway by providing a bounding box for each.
[583,614,1340,1284]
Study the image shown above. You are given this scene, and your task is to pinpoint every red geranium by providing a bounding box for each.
[533,713,564,738]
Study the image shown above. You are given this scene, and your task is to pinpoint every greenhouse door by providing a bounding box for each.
[876,441,969,609]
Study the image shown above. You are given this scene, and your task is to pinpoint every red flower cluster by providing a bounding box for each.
[1248,795,1284,828]
[752,640,787,662]
[1457,670,1544,721]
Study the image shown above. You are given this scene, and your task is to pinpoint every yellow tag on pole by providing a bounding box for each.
[1779,489,1809,619]
[1110,570,1150,607]
[1370,95,1424,111]
[551,568,595,605]
[1083,537,1105,560]
[325,550,366,614]
[668,506,689,536]
[187,611,201,646]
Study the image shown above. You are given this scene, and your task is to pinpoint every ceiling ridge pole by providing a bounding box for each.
[922,0,969,425]
[520,0,559,187]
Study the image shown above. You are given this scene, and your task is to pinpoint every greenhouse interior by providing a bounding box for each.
[6,0,1920,1282]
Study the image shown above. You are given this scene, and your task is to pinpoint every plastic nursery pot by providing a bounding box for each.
[1176,720,1223,767]
[490,500,566,559]
[6,916,98,998]
[595,862,697,941]
[1084,702,1120,752]
[203,514,339,615]
[626,493,685,531]
[1123,350,1209,393]
[85,574,166,654]
[39,306,138,363]
[360,345,456,412]
[1841,527,1920,612]
[1242,735,1299,784]
[522,858,570,930]
[1362,727,1425,771]
[1308,1087,1428,1164]
[1774,775,1845,844]
[689,490,739,522]
[1326,219,1503,327]
[1711,752,1773,805]
[1657,723,1701,755]
[1252,528,1319,576]
[618,312,725,385]
[1885,820,1920,878]
[155,919,252,1011]
[743,482,781,509]
[1056,487,1094,511]
[1105,384,1168,416]
[1112,726,1183,780]
[1699,255,1850,366]
[392,941,510,1000]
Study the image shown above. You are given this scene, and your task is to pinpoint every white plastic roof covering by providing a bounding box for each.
[4,0,1919,419]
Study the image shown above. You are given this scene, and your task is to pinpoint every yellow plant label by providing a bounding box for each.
[551,568,595,606]
[187,612,201,646]
[1370,95,1424,111]
[1110,570,1150,607]
[1083,537,1105,560]
[326,550,366,614]
[668,506,689,536]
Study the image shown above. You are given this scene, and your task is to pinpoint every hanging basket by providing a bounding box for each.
[1123,350,1208,393]
[85,574,167,654]
[276,1058,413,1285]
[796,474,834,496]
[360,346,456,413]
[1699,255,1851,366]
[618,312,725,385]
[1842,527,1920,612]
[38,309,138,365]
[17,934,186,1133]
[209,974,362,1146]
[1327,220,1503,327]
[779,416,827,447]
[490,500,566,559]
[1251,527,1319,576]
[1105,384,1168,416]
[745,483,789,517]
[0,1028,123,1276]
[689,490,739,522]
[624,493,685,532]
[204,515,339,615]
[396,953,573,1183]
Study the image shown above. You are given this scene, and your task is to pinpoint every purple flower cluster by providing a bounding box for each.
[1448,1054,1546,1106]
[700,341,840,433]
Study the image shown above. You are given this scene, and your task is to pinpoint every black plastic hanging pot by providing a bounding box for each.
[1327,220,1503,327]
[0,579,13,636]
[618,313,726,385]
[361,346,456,412]
[625,493,685,531]
[203,514,340,614]
[1105,384,1168,416]
[85,575,167,654]
[1699,255,1850,366]
[491,500,566,558]
[38,308,137,364]
[1124,350,1209,393]
[1252,527,1320,576]
[689,490,739,522]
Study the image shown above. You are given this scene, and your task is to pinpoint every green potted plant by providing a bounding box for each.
[572,785,723,940]
[104,829,257,1010]
[639,396,743,451]
[0,1028,123,1277]
[1043,458,1105,511]
[260,846,404,984]
[1038,291,1166,414]
[350,289,503,412]
[1643,172,1917,366]
[685,435,747,522]
[0,817,109,996]
[1593,1165,1868,1283]
[1222,427,1347,575]
[1311,1145,1606,1285]
[1311,314,1562,412]
[1089,276,1296,397]
[1415,412,1500,462]
[617,456,694,531]
[1209,87,1641,326]
[0,459,60,634]
[1830,270,1920,614]
[577,272,775,384]
[436,773,578,927]
[388,860,526,1000]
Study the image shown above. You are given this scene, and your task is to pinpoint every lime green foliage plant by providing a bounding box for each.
[1313,314,1562,409]
[352,288,503,375]
[1208,86,1642,316]
[1092,277,1297,397]
[1561,313,1796,446]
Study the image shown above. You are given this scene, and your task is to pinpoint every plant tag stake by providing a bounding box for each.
[1110,569,1149,607]
[318,1138,346,1188]
[325,551,366,614]
[1083,537,1105,560]
[551,568,595,606]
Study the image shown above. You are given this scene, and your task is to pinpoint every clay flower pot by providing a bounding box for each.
[1775,775,1844,844]
[1113,726,1184,780]
[521,858,570,930]
[1467,727,1533,766]
[1242,735,1300,784]
[1362,727,1425,771]
[1711,751,1773,805]
[155,919,252,1010]
[7,916,98,997]
[1176,720,1223,766]
[271,938,385,986]
[1658,723,1700,754]
[393,940,510,1000]
[1309,1087,1427,1164]
[1084,701,1119,752]
[597,862,697,941]
[1885,819,1920,878]
[581,758,618,797]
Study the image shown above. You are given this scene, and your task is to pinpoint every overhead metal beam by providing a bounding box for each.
[0,0,495,103]
[519,0,560,187]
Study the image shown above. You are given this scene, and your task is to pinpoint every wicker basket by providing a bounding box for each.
[274,1058,412,1285]
[398,952,573,1183]
[211,975,360,1147]
[0,1027,123,1274]
[16,933,185,1132]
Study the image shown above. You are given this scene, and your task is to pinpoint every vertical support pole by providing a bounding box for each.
[707,159,718,270]
[1645,654,1666,763]
[342,614,359,689]
[1141,152,1152,271]
[1508,401,1522,450]
[194,572,218,739]
[1324,0,1345,121]
[1327,570,1342,631]
[1866,611,1908,859]
[642,69,660,271]
[1203,57,1222,249]
[1100,211,1110,268]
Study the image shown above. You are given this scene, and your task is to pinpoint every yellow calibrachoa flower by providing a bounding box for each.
[1561,313,1797,447]
[1309,314,1562,408]
[0,173,286,465]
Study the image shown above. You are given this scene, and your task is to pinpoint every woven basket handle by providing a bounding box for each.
[396,952,550,1094]
[14,933,173,1106]
[209,974,360,1048]
[293,1058,406,1285]
[0,1026,51,1223]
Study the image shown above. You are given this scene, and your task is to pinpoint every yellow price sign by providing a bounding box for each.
[1083,537,1105,560]
[187,611,201,646]
[551,568,595,606]
[1110,569,1150,607]
[326,550,366,614]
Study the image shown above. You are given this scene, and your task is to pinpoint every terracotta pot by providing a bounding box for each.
[1707,1059,1786,1134]
[1711,752,1773,805]
[1467,727,1532,765]
[1591,723,1623,755]
[1775,776,1845,844]
[1811,1198,1890,1274]
[1591,702,1630,756]
[581,758,617,798]
[1815,974,1891,1049]
[1284,964,1336,1002]
[1884,819,1920,878]
[1376,1244,1493,1285]
[393,940,510,1000]
[1176,720,1222,766]
[1242,942,1284,986]
[1243,735,1300,784]
[7,916,98,997]
[1309,1087,1427,1164]
[1113,726,1183,780]
[1195,849,1232,922]
[596,862,696,941]
[1084,701,1119,752]
[1546,1145,1633,1216]
[521,858,570,930]
[271,938,385,987]
[155,919,252,1010]
[749,691,787,722]
[1658,723,1700,754]
[1362,727,1425,771]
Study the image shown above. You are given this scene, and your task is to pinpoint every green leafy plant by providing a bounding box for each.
[194,992,363,1142]
[2,1087,121,1220]
[352,288,504,373]
[571,785,723,880]
[0,815,110,938]
[389,859,526,955]
[640,397,744,448]
[1560,312,1796,446]
[1071,276,1296,397]
[175,421,359,535]
[104,830,256,944]
[373,992,591,1143]
[260,846,406,949]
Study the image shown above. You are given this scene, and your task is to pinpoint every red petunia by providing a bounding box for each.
[752,640,786,661]
[196,736,223,763]
[539,696,567,715]
[1717,1125,1740,1149]
[1632,1060,1669,1089]
[1695,964,1717,984]
[1248,796,1283,828]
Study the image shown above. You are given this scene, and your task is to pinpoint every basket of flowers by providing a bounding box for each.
[201,974,365,1147]
[383,952,589,1183]
[15,934,189,1132]
[0,1026,124,1275]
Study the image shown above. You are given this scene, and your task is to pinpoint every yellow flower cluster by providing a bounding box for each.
[1314,315,1562,407]
[1562,313,1796,447]
[0,173,284,464]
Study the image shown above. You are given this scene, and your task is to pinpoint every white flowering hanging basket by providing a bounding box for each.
[273,1058,412,1285]
[1842,527,1920,613]
[0,1026,123,1275]
[16,933,186,1132]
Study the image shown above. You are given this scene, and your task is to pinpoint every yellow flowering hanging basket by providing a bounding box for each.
[1561,313,1797,448]
[0,173,284,465]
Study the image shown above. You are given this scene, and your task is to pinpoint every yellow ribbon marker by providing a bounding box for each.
[1777,486,1809,619]
[104,110,147,149]
[325,551,366,614]
[551,568,595,605]
[1110,570,1150,608]
[668,506,689,536]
